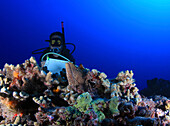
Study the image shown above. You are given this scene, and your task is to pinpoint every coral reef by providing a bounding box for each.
[0,57,169,125]
[141,78,170,98]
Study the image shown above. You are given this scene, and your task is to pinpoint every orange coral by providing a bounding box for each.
[13,71,19,79]
[0,97,18,110]
[6,100,18,109]
[9,79,21,89]
[13,69,23,80]
[53,87,60,93]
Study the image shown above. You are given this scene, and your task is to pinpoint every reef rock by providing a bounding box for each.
[141,78,170,98]
[0,57,169,125]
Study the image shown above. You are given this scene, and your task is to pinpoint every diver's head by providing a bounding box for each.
[49,32,64,47]
[46,32,65,53]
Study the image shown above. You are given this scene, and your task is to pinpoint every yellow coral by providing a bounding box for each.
[165,100,170,110]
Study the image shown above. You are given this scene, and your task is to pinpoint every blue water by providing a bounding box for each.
[0,0,170,90]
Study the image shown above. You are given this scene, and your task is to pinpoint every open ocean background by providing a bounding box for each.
[0,0,170,90]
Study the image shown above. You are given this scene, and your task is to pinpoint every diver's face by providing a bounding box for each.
[50,35,63,50]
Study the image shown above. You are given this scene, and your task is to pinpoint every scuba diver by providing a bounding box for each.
[32,22,76,74]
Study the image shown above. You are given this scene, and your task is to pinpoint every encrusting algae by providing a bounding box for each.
[0,57,169,125]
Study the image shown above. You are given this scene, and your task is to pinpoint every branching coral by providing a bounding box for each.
[111,70,141,105]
